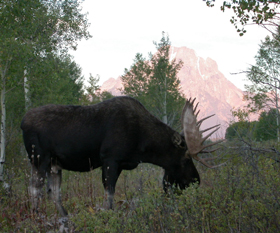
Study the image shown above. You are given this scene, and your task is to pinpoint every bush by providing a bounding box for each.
[1,145,280,232]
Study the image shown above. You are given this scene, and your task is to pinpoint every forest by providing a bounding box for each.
[1,0,280,232]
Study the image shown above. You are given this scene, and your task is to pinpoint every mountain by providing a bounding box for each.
[100,46,245,138]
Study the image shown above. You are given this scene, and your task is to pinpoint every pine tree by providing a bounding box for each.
[121,32,184,129]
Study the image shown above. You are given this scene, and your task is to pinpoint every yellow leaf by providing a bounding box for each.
[89,206,95,214]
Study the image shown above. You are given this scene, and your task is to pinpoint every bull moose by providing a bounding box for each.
[21,96,223,216]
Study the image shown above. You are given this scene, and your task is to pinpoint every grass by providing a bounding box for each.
[1,145,280,232]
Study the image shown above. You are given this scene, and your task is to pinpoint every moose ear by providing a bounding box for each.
[172,133,186,149]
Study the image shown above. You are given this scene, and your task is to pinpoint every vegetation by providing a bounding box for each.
[121,32,185,129]
[244,33,280,114]
[254,108,280,141]
[1,143,279,232]
[205,0,280,36]
[225,121,256,140]
[0,0,91,184]
[80,74,115,105]
[226,108,280,141]
[226,25,280,142]
[1,1,280,232]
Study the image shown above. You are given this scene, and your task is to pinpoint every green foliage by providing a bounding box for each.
[254,108,280,141]
[231,108,250,122]
[205,0,280,36]
[1,147,280,232]
[26,53,84,106]
[0,0,91,183]
[80,74,115,105]
[85,74,101,103]
[0,0,91,101]
[247,36,280,92]
[225,121,257,140]
[121,32,185,129]
[98,91,115,101]
[0,0,91,77]
[226,108,280,141]
[226,108,256,140]
[237,30,280,143]
[244,35,280,113]
[0,0,91,112]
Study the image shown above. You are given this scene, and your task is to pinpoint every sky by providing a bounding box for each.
[70,0,271,90]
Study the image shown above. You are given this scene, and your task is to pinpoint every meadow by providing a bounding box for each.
[1,141,280,232]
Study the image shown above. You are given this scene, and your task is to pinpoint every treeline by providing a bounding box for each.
[226,108,280,141]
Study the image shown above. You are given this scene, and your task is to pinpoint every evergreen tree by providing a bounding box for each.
[121,32,185,129]
[254,108,279,141]
[29,53,84,106]
[98,91,114,102]
[225,121,256,140]
[80,74,115,105]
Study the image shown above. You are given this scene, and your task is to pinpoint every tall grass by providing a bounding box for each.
[1,145,280,232]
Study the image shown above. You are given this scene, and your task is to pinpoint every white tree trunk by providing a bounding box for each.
[0,59,10,189]
[24,68,31,111]
[275,83,280,142]
[0,77,6,183]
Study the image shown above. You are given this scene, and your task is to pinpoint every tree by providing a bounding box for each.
[28,53,84,106]
[2,53,85,183]
[225,121,256,140]
[254,108,279,141]
[121,53,151,104]
[80,74,115,105]
[97,91,114,102]
[226,108,257,140]
[205,0,280,36]
[81,74,105,104]
[121,32,185,129]
[244,35,280,108]
[0,0,90,184]
[243,34,280,141]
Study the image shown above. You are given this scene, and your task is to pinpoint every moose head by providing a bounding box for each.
[163,98,224,191]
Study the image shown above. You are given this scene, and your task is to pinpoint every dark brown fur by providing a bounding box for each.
[21,96,200,216]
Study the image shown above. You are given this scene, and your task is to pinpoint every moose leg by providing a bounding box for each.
[29,164,45,214]
[102,160,122,209]
[46,165,68,217]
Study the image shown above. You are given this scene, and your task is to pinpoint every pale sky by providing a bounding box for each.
[71,0,270,90]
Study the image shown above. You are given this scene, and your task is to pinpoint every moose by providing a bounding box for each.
[21,96,223,216]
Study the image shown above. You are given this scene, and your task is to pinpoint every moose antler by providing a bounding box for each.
[182,98,225,168]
